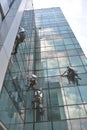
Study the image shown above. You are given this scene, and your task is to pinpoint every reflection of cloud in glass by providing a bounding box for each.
[45,40,54,47]
[47,76,60,83]
[64,87,81,104]
[46,46,55,51]
[40,40,45,47]
[62,87,87,119]
[54,38,64,46]
[41,47,46,51]
[58,57,69,67]
[56,51,67,57]
[68,105,87,119]
[44,28,53,35]
[40,27,64,40]
[47,58,58,69]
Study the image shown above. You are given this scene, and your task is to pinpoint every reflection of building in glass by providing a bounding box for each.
[0,0,87,130]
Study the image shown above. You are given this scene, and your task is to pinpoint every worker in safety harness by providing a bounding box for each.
[61,66,81,85]
[12,26,25,54]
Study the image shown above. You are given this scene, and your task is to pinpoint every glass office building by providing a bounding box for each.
[0,0,87,130]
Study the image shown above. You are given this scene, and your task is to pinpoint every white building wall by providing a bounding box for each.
[0,0,28,92]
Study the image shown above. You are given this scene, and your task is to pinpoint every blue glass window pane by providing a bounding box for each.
[67,49,78,56]
[54,39,64,46]
[36,70,47,77]
[77,73,87,85]
[35,122,52,130]
[25,109,33,122]
[48,69,60,76]
[81,55,87,65]
[66,44,75,50]
[53,121,69,130]
[55,45,65,51]
[24,124,33,130]
[69,56,82,66]
[85,66,87,71]
[64,38,73,45]
[79,86,87,103]
[74,66,86,73]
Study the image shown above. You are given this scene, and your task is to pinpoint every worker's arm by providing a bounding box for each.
[61,70,67,76]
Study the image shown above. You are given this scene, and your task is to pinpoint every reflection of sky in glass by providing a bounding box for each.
[54,38,64,46]
[36,70,47,77]
[44,28,53,35]
[45,40,54,46]
[41,59,46,69]
[65,44,75,50]
[69,56,82,66]
[58,57,69,67]
[74,66,86,73]
[47,58,58,69]
[64,87,81,104]
[56,51,67,57]
[34,8,87,123]
[68,105,87,119]
[48,69,60,76]
[40,41,45,47]
[46,46,55,51]
[55,45,65,51]
[64,38,73,45]
[81,55,87,65]
[79,86,87,103]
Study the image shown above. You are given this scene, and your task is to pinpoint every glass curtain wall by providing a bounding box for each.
[24,7,87,130]
[1,7,87,130]
[0,9,35,130]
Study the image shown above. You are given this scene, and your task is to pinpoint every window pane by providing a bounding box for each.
[68,105,87,118]
[78,74,87,85]
[58,57,69,67]
[41,59,47,69]
[64,38,73,45]
[50,88,64,106]
[79,85,87,102]
[55,45,65,51]
[67,49,77,56]
[81,55,87,65]
[74,66,86,73]
[53,121,69,130]
[48,69,60,76]
[54,39,64,46]
[47,58,58,69]
[69,56,82,66]
[66,44,75,50]
[64,87,81,105]
[35,122,52,130]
